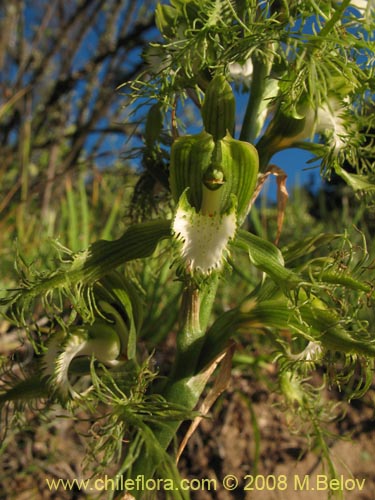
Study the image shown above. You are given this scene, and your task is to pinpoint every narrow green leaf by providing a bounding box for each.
[101,192,121,240]
[79,176,90,249]
[66,179,79,251]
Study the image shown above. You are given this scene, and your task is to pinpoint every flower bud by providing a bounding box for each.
[228,58,253,88]
[201,75,235,140]
[145,103,163,147]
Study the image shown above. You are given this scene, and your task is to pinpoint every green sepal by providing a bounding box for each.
[169,131,214,210]
[169,132,258,224]
[198,297,375,371]
[86,321,122,359]
[219,134,258,224]
[97,301,132,358]
[96,272,144,360]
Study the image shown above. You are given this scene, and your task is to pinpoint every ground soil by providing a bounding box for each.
[178,373,375,500]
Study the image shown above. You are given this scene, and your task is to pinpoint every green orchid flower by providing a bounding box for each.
[170,75,259,275]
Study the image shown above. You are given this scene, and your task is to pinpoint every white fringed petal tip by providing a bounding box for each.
[173,192,237,274]
[298,341,323,362]
[349,0,373,13]
[227,58,253,87]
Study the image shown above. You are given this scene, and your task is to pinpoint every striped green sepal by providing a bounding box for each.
[169,131,215,211]
[198,297,375,370]
[219,134,259,224]
[0,375,49,405]
[169,133,258,224]
[95,271,145,360]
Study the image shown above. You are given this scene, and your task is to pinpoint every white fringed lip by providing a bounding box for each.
[172,191,237,274]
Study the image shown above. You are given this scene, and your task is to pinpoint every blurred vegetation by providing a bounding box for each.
[0,0,157,289]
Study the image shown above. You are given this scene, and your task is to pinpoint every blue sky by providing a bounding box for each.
[266,148,320,201]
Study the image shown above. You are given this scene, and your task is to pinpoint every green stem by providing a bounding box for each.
[119,274,220,498]
[123,373,209,499]
[174,286,204,378]
[173,272,220,378]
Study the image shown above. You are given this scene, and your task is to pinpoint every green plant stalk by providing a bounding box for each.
[239,56,269,146]
[173,286,204,378]
[123,274,220,497]
[125,372,211,493]
[172,273,220,379]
